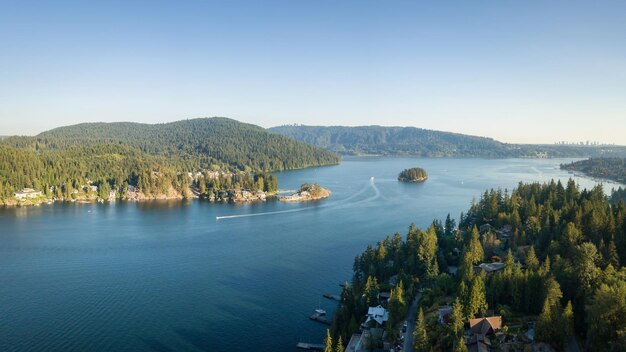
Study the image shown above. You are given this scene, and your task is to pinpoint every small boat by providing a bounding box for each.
[315,299,326,315]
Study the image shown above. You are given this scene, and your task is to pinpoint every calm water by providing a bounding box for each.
[0,158,620,352]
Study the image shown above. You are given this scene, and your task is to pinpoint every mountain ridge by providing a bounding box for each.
[269,124,626,158]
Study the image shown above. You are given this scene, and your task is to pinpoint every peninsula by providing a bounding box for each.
[398,167,428,183]
[280,183,331,202]
[0,118,340,206]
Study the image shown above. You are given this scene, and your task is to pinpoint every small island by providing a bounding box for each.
[280,183,331,202]
[398,167,428,183]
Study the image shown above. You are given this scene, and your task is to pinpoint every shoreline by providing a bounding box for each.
[1,189,283,208]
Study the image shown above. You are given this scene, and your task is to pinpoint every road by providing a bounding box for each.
[565,336,582,352]
[403,293,422,352]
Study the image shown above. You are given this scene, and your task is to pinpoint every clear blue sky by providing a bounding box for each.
[1,0,625,144]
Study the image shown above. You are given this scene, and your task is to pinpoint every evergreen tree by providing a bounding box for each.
[468,276,488,318]
[449,297,465,338]
[525,245,539,271]
[586,282,626,351]
[445,213,456,237]
[335,336,344,352]
[324,329,333,352]
[454,336,468,352]
[536,277,564,347]
[363,276,380,307]
[413,307,429,352]
[467,226,484,264]
[417,225,439,280]
[387,281,407,334]
[562,300,574,341]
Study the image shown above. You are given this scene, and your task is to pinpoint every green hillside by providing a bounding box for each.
[269,125,626,158]
[0,118,339,202]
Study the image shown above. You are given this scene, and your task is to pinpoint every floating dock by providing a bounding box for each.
[309,312,331,325]
[296,342,325,350]
[323,293,341,301]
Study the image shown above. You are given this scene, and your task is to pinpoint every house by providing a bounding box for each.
[14,188,42,200]
[466,317,502,352]
[474,262,505,274]
[469,316,502,335]
[365,305,388,325]
[466,333,491,352]
[438,306,453,324]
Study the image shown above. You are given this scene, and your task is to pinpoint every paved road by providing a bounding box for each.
[403,293,422,352]
[565,336,582,352]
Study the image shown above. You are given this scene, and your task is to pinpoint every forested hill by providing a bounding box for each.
[4,118,339,171]
[269,125,626,158]
[560,158,626,184]
[0,118,339,203]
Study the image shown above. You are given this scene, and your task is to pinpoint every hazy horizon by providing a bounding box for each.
[1,1,625,144]
[1,117,624,147]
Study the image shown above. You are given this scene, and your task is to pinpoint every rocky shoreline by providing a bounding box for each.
[280,183,331,202]
[1,187,280,207]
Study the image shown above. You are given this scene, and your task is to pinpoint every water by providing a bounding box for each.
[0,157,620,351]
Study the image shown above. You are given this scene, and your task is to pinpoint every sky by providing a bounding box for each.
[1,0,625,144]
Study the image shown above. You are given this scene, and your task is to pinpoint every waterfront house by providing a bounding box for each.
[365,305,388,325]
[14,188,42,200]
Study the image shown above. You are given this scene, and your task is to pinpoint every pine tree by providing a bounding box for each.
[454,336,468,352]
[562,300,574,340]
[324,329,333,352]
[459,281,471,319]
[413,307,429,352]
[468,276,488,318]
[468,226,484,264]
[449,297,465,338]
[536,277,564,347]
[335,336,344,352]
[525,245,539,271]
[388,281,407,333]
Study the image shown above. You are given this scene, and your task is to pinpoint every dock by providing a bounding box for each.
[296,342,325,350]
[323,293,341,301]
[309,312,331,325]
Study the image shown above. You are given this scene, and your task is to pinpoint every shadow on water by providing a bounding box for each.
[135,199,193,212]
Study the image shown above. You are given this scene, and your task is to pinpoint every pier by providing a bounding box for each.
[296,342,324,350]
[309,312,331,325]
[323,293,341,301]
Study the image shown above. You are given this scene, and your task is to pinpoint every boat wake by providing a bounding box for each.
[215,177,381,220]
[216,208,310,220]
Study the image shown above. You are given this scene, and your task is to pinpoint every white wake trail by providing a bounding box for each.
[215,177,379,220]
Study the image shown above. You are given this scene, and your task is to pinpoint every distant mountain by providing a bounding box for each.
[269,125,626,158]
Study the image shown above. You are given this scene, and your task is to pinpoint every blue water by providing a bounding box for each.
[0,157,619,351]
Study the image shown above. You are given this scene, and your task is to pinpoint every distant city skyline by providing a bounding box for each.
[1,1,625,144]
